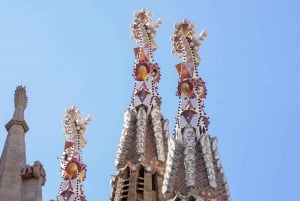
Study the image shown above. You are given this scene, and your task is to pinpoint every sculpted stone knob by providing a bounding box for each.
[13,86,27,120]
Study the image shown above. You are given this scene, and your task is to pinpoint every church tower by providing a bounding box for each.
[110,9,169,201]
[0,86,46,201]
[110,9,231,201]
[162,20,231,201]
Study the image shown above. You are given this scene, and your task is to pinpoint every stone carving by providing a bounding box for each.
[162,136,184,198]
[200,134,217,188]
[172,19,207,65]
[21,161,46,186]
[136,107,147,155]
[21,165,32,176]
[33,161,46,177]
[211,137,232,200]
[131,8,163,51]
[151,105,165,162]
[163,119,170,138]
[63,106,92,147]
[182,126,196,187]
[13,86,27,120]
[115,109,135,169]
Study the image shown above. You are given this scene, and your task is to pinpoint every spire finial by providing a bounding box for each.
[131,8,163,51]
[5,86,29,132]
[172,20,209,132]
[130,8,163,109]
[172,20,207,68]
[13,86,27,120]
[57,106,92,201]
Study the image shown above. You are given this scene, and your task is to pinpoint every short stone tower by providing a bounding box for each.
[0,86,46,201]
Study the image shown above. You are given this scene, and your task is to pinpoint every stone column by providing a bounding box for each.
[0,86,29,200]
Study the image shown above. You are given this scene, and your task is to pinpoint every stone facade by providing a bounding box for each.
[110,106,169,201]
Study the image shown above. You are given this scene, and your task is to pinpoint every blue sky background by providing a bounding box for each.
[0,0,299,200]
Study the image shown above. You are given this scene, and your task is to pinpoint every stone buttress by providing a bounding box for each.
[162,20,231,201]
[110,8,168,201]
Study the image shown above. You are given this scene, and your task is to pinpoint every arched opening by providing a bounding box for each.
[152,173,157,191]
[136,166,144,199]
[120,167,130,201]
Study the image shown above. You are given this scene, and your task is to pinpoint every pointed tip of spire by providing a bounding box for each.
[131,8,163,50]
[63,106,92,147]
[10,85,28,121]
[172,20,207,66]
[14,85,27,110]
[129,10,163,110]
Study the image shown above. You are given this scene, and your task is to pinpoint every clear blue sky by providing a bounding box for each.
[0,0,299,200]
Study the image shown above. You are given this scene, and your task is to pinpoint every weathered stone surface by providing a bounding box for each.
[0,86,46,201]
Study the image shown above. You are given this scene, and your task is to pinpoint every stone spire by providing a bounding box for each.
[162,20,231,201]
[110,8,168,201]
[6,85,29,131]
[57,106,92,201]
[0,86,46,201]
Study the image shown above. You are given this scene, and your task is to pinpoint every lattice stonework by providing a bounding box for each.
[57,106,92,201]
[162,20,231,201]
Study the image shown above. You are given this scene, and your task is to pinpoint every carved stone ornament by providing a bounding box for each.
[21,160,46,186]
[5,86,29,132]
[13,86,27,120]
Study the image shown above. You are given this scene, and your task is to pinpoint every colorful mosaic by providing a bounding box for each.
[57,106,92,201]
[130,8,163,108]
[172,19,208,132]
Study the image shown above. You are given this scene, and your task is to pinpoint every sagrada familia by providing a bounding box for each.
[0,9,231,201]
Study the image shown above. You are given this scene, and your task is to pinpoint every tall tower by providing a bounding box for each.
[162,20,231,201]
[0,86,46,201]
[110,9,169,201]
[57,106,92,201]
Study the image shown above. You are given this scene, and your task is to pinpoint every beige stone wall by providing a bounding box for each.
[22,177,43,201]
[0,124,26,201]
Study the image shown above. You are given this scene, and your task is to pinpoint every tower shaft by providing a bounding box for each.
[0,123,27,200]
